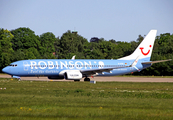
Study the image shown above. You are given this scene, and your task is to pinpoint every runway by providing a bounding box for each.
[0,74,173,82]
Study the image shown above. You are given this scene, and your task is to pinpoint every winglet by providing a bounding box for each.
[71,55,76,60]
[130,56,141,71]
[130,55,141,67]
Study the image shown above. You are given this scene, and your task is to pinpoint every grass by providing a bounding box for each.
[0,78,173,119]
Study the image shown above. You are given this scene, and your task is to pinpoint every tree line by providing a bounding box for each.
[0,27,173,75]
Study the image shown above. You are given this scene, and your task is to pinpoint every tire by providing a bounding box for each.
[84,78,90,82]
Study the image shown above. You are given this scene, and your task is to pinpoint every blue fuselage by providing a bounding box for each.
[2,58,151,77]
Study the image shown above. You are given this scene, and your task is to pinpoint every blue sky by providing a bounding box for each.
[1,0,173,42]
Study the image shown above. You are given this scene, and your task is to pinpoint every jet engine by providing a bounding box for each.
[64,71,82,80]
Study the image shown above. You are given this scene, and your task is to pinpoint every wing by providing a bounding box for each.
[80,66,129,76]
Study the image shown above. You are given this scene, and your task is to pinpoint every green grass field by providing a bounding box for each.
[0,78,173,120]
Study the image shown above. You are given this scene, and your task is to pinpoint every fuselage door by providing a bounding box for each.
[23,61,29,71]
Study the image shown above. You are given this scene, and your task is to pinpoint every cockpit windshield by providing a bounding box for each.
[9,64,17,67]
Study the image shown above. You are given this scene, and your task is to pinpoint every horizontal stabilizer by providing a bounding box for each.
[142,59,172,64]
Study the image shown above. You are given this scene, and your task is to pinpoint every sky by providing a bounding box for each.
[1,0,173,42]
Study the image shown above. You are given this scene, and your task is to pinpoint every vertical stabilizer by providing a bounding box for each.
[118,30,157,60]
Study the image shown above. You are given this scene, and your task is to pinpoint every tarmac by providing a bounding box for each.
[0,74,173,82]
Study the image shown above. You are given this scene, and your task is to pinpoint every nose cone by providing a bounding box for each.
[2,67,9,74]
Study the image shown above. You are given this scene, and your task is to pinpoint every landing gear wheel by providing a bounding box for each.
[84,78,90,82]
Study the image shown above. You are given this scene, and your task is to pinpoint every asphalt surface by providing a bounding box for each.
[0,74,173,82]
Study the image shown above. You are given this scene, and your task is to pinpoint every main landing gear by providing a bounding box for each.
[84,77,90,82]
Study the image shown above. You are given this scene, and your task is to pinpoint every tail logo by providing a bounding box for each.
[139,45,152,56]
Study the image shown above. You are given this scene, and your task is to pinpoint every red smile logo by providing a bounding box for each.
[139,45,152,56]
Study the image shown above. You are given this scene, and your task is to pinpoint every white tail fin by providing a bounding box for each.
[118,30,157,60]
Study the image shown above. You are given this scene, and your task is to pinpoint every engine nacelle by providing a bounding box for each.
[48,76,64,80]
[64,71,82,80]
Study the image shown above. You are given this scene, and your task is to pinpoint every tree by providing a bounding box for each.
[58,30,88,59]
[0,29,14,71]
[11,27,40,51]
[11,49,25,61]
[10,27,41,59]
[116,41,131,58]
[109,39,116,44]
[39,32,56,59]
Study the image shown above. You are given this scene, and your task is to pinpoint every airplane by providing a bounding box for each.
[2,30,172,81]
